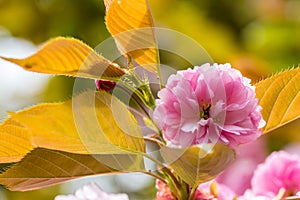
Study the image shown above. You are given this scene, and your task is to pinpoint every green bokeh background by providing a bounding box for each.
[0,0,300,199]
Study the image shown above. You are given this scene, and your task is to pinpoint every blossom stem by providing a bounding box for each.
[119,71,156,109]
[144,137,165,147]
[162,167,187,199]
[188,185,198,200]
[158,130,166,145]
[114,83,151,119]
[142,170,167,184]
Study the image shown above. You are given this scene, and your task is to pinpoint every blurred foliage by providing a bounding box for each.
[3,186,59,200]
[266,120,300,152]
[149,0,300,77]
[0,0,300,199]
[0,0,109,46]
[1,0,300,78]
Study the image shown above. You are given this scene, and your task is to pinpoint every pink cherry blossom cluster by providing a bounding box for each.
[244,151,300,199]
[153,63,265,148]
[154,150,300,200]
[54,64,300,200]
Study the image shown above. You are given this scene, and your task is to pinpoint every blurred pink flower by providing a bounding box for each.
[251,151,300,198]
[155,179,236,200]
[237,190,272,200]
[153,63,264,148]
[196,181,236,200]
[55,183,129,200]
[217,138,268,195]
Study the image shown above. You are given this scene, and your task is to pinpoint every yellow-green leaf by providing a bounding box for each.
[0,148,119,191]
[0,90,145,163]
[255,67,300,134]
[0,118,34,163]
[0,37,126,79]
[161,144,235,187]
[105,0,159,73]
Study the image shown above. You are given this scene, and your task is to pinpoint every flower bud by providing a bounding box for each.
[95,79,116,92]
